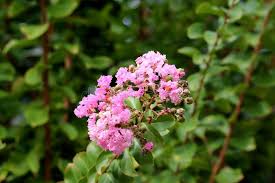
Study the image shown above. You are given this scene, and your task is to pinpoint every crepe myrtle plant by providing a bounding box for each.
[65,51,192,182]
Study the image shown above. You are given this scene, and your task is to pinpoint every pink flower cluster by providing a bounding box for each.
[74,51,186,155]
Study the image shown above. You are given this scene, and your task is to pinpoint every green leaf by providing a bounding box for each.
[0,62,15,82]
[152,115,176,133]
[24,103,49,127]
[26,149,40,174]
[96,152,114,175]
[20,23,49,40]
[178,47,200,58]
[72,152,90,176]
[64,163,82,183]
[222,53,250,74]
[196,2,224,16]
[187,73,201,92]
[174,143,197,169]
[231,136,256,152]
[228,5,243,22]
[80,54,113,70]
[204,31,218,47]
[187,23,204,39]
[98,173,115,183]
[2,39,36,54]
[0,140,6,150]
[201,115,229,135]
[228,0,240,7]
[24,65,43,86]
[243,101,272,118]
[143,123,164,144]
[64,143,102,183]
[60,123,79,140]
[86,142,103,166]
[124,97,142,111]
[7,1,33,18]
[48,0,79,18]
[0,126,7,139]
[120,149,139,177]
[216,167,244,183]
[253,70,275,87]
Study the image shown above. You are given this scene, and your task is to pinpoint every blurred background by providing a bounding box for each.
[0,0,275,182]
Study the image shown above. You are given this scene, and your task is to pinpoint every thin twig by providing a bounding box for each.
[39,0,51,181]
[192,0,238,116]
[208,4,274,183]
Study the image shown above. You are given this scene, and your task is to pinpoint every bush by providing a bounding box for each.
[0,0,274,182]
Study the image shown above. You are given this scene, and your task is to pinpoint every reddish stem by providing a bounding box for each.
[39,0,51,181]
[208,5,274,183]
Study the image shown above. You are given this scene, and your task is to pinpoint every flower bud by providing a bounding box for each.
[129,64,136,72]
[184,97,193,104]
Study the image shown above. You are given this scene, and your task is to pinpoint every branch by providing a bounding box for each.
[208,4,274,183]
[39,0,51,181]
[192,0,238,116]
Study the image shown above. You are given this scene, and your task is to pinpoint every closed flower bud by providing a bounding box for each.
[185,97,193,104]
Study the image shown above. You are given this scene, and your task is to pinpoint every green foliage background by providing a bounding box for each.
[0,0,275,182]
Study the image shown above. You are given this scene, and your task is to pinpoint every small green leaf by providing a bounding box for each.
[196,2,224,16]
[24,65,42,86]
[2,39,36,54]
[24,103,49,127]
[201,115,228,135]
[48,0,79,19]
[0,140,6,150]
[0,62,15,82]
[178,47,200,58]
[228,0,240,7]
[120,149,138,177]
[187,73,201,92]
[7,1,33,18]
[216,167,244,183]
[228,5,243,22]
[204,31,218,47]
[187,23,204,39]
[124,97,142,111]
[96,152,113,175]
[98,173,115,183]
[174,143,197,169]
[80,54,113,70]
[243,101,272,118]
[60,123,79,140]
[64,163,82,183]
[26,149,40,174]
[253,70,275,87]
[20,23,49,40]
[231,136,256,152]
[152,115,176,133]
[72,152,90,176]
[143,123,164,144]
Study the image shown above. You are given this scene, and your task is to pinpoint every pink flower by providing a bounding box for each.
[157,81,183,104]
[144,142,154,151]
[74,94,98,118]
[115,67,135,85]
[97,75,112,88]
[74,51,189,155]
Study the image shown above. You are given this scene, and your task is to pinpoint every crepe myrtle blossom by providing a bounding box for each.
[74,51,192,155]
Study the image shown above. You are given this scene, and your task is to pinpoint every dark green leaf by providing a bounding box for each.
[0,62,15,82]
